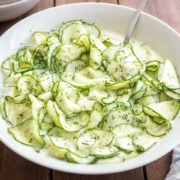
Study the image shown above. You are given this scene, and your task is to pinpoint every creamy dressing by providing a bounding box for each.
[102,30,163,62]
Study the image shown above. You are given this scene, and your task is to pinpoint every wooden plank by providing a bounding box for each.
[53,168,144,180]
[0,1,54,180]
[0,145,50,180]
[53,1,144,180]
[119,0,180,32]
[145,152,172,180]
[55,0,117,5]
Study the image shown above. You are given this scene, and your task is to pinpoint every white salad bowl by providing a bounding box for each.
[0,3,180,175]
[0,0,40,22]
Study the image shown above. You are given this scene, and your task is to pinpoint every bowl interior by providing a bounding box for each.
[0,3,180,174]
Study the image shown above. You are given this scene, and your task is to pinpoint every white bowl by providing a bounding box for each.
[0,3,180,175]
[0,0,40,22]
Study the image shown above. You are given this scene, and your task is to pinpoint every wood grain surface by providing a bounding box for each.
[0,0,180,180]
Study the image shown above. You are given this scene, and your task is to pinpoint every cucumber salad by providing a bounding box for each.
[0,20,180,164]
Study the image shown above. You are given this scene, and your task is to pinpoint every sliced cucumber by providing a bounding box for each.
[60,21,86,43]
[4,96,32,125]
[33,31,48,46]
[65,151,96,164]
[90,146,118,158]
[164,89,180,100]
[146,60,160,72]
[89,35,106,51]
[75,34,90,51]
[158,59,180,89]
[144,100,179,120]
[48,127,78,153]
[4,73,21,87]
[78,128,114,150]
[131,81,147,101]
[105,80,130,90]
[112,124,142,152]
[47,100,89,132]
[101,108,138,130]
[143,116,171,136]
[89,46,102,69]
[1,19,180,165]
[132,132,158,152]
[29,94,44,121]
[55,43,86,64]
[8,118,44,148]
[60,20,100,43]
[139,95,159,106]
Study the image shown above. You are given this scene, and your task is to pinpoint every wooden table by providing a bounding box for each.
[0,0,179,179]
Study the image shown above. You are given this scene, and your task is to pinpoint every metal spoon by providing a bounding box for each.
[123,0,147,44]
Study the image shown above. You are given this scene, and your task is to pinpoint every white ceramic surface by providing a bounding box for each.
[0,0,40,22]
[0,3,180,175]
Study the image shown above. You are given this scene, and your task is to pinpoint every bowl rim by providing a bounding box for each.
[0,2,180,175]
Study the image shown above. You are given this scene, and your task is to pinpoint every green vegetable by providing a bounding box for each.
[0,19,179,164]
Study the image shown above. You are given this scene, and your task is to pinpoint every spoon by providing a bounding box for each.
[123,0,148,44]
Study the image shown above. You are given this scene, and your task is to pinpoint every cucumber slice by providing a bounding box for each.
[114,136,136,153]
[38,91,52,102]
[29,94,44,121]
[48,127,78,153]
[60,20,100,43]
[131,81,147,101]
[89,46,102,69]
[56,94,81,115]
[164,89,180,100]
[78,128,114,150]
[47,140,67,159]
[146,60,160,72]
[4,73,21,87]
[46,100,65,128]
[61,60,87,87]
[1,56,16,75]
[65,151,96,164]
[62,61,111,88]
[139,95,159,106]
[89,88,117,104]
[158,59,180,89]
[33,31,48,45]
[90,146,118,158]
[75,34,90,51]
[47,101,89,132]
[17,75,36,94]
[0,98,7,120]
[4,96,32,125]
[77,95,95,111]
[105,80,130,90]
[87,110,103,128]
[106,57,140,81]
[40,122,54,132]
[89,35,106,51]
[101,108,138,130]
[83,21,100,37]
[61,21,86,43]
[143,117,171,136]
[8,118,44,148]
[132,132,158,152]
[112,124,141,152]
[17,48,33,69]
[144,100,179,120]
[112,124,142,137]
[55,43,86,64]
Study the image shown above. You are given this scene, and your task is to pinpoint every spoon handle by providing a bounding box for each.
[123,0,147,44]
